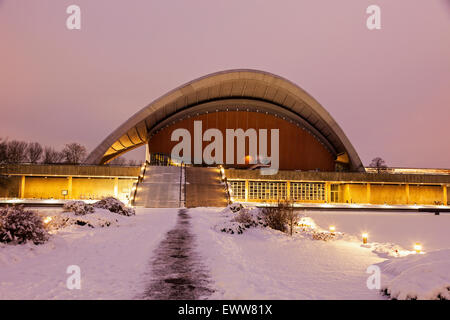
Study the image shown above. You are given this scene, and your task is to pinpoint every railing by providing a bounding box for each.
[179,162,185,207]
[219,166,232,205]
[148,152,179,166]
[130,162,147,206]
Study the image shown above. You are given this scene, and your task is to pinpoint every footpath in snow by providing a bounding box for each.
[141,208,214,299]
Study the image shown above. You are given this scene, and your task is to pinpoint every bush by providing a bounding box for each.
[229,203,244,213]
[93,197,135,216]
[261,206,287,232]
[232,209,254,224]
[63,201,95,216]
[0,206,49,245]
[261,201,298,235]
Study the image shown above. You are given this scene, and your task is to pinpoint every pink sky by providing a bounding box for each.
[1,0,449,168]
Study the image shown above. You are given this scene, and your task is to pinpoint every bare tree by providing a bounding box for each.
[61,143,87,164]
[26,142,43,164]
[6,140,28,163]
[369,157,387,173]
[0,138,7,164]
[128,159,138,166]
[42,147,63,164]
[109,156,127,166]
[283,200,298,236]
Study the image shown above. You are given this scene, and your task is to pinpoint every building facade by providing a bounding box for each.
[1,70,449,207]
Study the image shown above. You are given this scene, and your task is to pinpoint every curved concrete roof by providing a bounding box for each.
[85,69,364,172]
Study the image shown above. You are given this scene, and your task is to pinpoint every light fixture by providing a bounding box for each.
[414,243,422,254]
[362,232,368,244]
[43,216,52,224]
[329,225,336,233]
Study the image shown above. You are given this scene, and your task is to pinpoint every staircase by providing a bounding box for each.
[185,167,228,208]
[133,166,183,208]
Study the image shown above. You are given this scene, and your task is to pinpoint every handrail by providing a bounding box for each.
[184,163,187,207]
[219,166,231,204]
[130,161,147,206]
[179,162,183,207]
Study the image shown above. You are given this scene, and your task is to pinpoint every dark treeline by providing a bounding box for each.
[0,138,138,166]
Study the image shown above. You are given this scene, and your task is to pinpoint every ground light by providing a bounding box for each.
[329,225,336,233]
[362,232,368,244]
[43,216,52,224]
[414,243,422,254]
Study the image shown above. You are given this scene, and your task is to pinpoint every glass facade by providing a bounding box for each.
[248,181,287,201]
[229,180,245,200]
[290,182,325,201]
[229,180,326,202]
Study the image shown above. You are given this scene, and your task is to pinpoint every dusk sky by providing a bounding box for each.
[1,0,449,168]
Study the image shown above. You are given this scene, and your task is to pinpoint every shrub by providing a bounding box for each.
[260,201,298,235]
[232,209,253,224]
[261,206,287,232]
[93,197,135,216]
[0,206,49,245]
[229,203,244,213]
[63,201,95,216]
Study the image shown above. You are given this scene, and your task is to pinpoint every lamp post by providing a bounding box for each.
[414,243,422,254]
[362,233,368,244]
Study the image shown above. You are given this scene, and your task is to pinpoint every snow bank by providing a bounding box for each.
[378,249,450,300]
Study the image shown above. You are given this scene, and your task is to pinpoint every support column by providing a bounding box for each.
[244,180,249,202]
[443,185,447,206]
[145,144,150,163]
[19,175,26,199]
[366,183,371,204]
[286,181,291,201]
[345,184,351,203]
[68,176,73,199]
[405,184,410,205]
[114,177,119,198]
[325,182,331,203]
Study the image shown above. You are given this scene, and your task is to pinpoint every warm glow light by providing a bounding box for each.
[414,243,422,253]
[362,232,368,244]
[329,225,336,233]
[43,216,52,224]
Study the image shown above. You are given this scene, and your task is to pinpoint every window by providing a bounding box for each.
[230,181,245,200]
[248,181,287,201]
[290,182,325,201]
[330,184,339,202]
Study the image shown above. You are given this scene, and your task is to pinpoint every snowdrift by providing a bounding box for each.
[378,249,450,300]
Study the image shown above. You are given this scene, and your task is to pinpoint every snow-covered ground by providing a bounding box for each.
[0,208,178,299]
[1,206,449,300]
[190,208,450,300]
[307,210,450,252]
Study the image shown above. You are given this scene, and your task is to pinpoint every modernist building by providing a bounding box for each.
[1,70,449,207]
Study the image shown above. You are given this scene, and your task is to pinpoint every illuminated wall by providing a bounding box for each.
[228,180,449,206]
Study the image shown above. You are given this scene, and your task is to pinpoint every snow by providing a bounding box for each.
[1,206,449,300]
[379,249,450,300]
[191,207,385,299]
[0,208,178,299]
[190,207,450,300]
[306,211,450,252]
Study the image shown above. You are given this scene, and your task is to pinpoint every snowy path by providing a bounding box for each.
[191,208,386,300]
[141,209,214,299]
